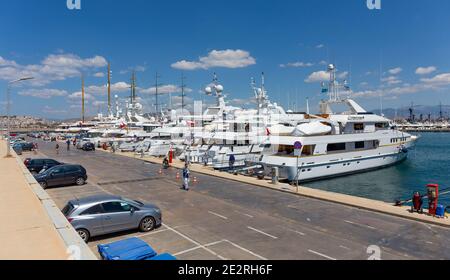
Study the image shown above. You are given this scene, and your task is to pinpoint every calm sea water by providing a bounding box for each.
[303,133,450,206]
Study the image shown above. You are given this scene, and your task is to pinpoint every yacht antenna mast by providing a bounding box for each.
[154,72,161,116]
[181,73,186,114]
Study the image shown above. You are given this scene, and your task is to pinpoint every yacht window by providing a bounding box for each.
[354,123,364,131]
[327,143,346,152]
[277,145,294,156]
[375,123,388,129]
[301,145,316,156]
[373,140,380,148]
[355,141,365,149]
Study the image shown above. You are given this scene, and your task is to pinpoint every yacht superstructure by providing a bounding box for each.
[258,64,418,182]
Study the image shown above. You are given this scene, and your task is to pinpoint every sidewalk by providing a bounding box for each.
[107,149,450,228]
[0,140,96,260]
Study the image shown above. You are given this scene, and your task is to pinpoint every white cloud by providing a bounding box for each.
[415,66,437,75]
[280,62,314,68]
[68,91,95,100]
[337,71,349,79]
[316,44,325,49]
[94,72,105,78]
[421,73,450,85]
[0,53,107,86]
[305,71,329,83]
[139,84,193,95]
[381,76,402,85]
[388,67,402,75]
[18,88,68,99]
[83,82,131,96]
[171,49,256,70]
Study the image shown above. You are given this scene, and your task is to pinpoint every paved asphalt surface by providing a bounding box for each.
[24,139,450,260]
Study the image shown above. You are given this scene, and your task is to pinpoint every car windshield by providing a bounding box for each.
[123,198,144,206]
[62,202,75,216]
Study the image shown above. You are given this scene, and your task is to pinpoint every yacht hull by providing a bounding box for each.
[261,144,413,183]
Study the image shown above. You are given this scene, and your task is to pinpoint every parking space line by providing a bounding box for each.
[344,220,376,230]
[208,211,228,220]
[173,240,225,256]
[247,226,278,239]
[163,223,226,260]
[234,210,254,218]
[223,240,267,260]
[135,228,171,238]
[308,249,337,260]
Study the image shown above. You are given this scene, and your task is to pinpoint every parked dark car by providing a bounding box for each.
[24,158,63,175]
[16,142,34,152]
[34,164,88,189]
[82,142,96,151]
[12,144,23,155]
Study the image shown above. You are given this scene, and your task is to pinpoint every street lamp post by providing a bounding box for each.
[5,77,34,158]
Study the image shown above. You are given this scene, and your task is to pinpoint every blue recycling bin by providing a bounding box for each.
[147,253,177,260]
[98,237,157,260]
[436,205,445,217]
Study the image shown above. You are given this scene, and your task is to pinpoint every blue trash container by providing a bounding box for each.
[98,237,157,260]
[436,205,445,217]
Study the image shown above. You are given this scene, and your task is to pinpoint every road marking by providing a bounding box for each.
[174,240,225,256]
[223,240,267,260]
[294,230,306,236]
[308,249,337,260]
[344,220,376,230]
[234,210,254,218]
[284,227,306,236]
[339,245,351,250]
[135,228,170,238]
[163,223,226,260]
[247,226,278,239]
[208,211,228,220]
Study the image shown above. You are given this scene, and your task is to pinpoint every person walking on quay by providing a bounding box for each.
[55,143,60,155]
[66,139,71,151]
[181,163,191,191]
[229,154,236,171]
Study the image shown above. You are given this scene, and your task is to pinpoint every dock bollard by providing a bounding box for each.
[271,167,279,185]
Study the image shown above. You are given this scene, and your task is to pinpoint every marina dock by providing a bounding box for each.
[11,138,450,260]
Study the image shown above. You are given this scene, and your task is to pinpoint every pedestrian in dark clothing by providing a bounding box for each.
[182,163,190,191]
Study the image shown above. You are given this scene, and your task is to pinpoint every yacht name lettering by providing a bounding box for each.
[348,116,365,121]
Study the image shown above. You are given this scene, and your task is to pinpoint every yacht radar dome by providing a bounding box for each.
[328,64,335,71]
[215,85,224,93]
[205,86,212,95]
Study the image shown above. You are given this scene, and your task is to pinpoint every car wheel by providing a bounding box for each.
[75,177,85,186]
[77,229,90,243]
[39,181,48,189]
[139,216,155,232]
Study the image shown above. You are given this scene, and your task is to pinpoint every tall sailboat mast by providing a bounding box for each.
[81,75,85,123]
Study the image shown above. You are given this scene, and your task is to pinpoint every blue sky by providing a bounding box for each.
[1,0,450,119]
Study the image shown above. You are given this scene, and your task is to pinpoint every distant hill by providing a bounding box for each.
[371,105,450,120]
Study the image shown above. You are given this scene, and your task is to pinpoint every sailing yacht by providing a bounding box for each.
[258,64,418,182]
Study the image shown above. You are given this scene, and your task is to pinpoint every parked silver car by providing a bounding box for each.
[62,195,162,242]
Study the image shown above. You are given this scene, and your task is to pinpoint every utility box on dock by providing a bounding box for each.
[427,184,439,216]
[271,167,279,185]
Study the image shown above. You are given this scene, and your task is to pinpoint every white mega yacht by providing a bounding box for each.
[258,64,418,183]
